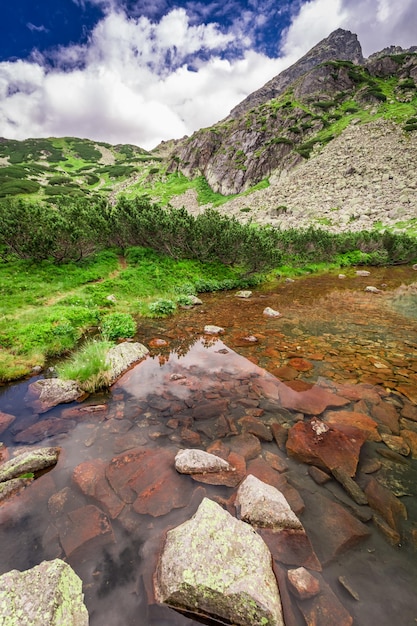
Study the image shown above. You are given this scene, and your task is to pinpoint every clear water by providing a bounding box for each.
[0,267,416,625]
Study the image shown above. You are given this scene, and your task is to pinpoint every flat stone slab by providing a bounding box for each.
[154,497,284,626]
[25,379,84,414]
[0,558,88,625]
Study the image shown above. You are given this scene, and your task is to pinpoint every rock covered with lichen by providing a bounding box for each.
[0,558,88,625]
[154,497,284,626]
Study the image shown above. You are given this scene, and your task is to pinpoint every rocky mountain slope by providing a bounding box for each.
[1,29,417,235]
[164,29,417,198]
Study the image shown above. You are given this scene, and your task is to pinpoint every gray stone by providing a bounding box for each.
[204,325,224,335]
[235,290,252,299]
[263,307,281,318]
[154,497,284,626]
[236,475,303,530]
[106,342,149,384]
[0,447,60,483]
[356,270,371,277]
[25,379,84,414]
[365,286,382,293]
[0,559,88,625]
[175,449,232,474]
[189,295,203,305]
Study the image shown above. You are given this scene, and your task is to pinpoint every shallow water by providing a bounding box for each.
[0,267,417,625]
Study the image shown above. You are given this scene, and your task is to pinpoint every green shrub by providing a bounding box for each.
[148,299,176,316]
[100,312,136,340]
[176,294,194,306]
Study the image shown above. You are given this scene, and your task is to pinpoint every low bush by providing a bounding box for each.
[100,312,136,340]
[148,299,176,316]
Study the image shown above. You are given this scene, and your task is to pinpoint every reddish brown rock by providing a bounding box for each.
[401,401,417,422]
[300,490,370,565]
[370,402,400,434]
[263,450,288,473]
[364,477,407,532]
[13,418,74,445]
[308,466,332,485]
[278,385,350,415]
[179,428,202,446]
[73,459,124,519]
[106,447,193,516]
[287,567,321,599]
[228,433,262,460]
[274,564,304,626]
[271,423,289,451]
[261,528,321,571]
[373,513,401,545]
[0,411,16,435]
[297,575,353,626]
[285,380,314,392]
[288,358,313,372]
[59,504,114,557]
[324,410,381,442]
[238,416,273,441]
[149,338,169,347]
[286,419,367,477]
[272,366,298,381]
[195,415,230,440]
[192,399,228,420]
[381,433,410,456]
[333,382,381,404]
[189,452,246,488]
[401,430,417,459]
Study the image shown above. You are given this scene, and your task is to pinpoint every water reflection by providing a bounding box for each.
[0,269,416,625]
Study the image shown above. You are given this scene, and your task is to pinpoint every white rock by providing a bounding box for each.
[204,325,224,335]
[235,290,252,298]
[175,449,232,474]
[338,274,346,279]
[365,286,382,293]
[263,307,281,318]
[236,475,303,530]
[154,498,284,626]
[356,270,371,276]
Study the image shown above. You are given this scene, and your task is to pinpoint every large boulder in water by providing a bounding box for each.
[0,558,88,625]
[154,497,284,626]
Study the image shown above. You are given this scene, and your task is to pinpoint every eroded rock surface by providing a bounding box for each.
[25,379,84,413]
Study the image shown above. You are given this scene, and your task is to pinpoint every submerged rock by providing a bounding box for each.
[263,307,281,318]
[25,379,84,413]
[0,558,88,625]
[204,325,225,335]
[154,497,284,626]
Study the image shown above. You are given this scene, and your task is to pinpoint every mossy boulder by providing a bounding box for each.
[0,559,88,625]
[154,497,284,625]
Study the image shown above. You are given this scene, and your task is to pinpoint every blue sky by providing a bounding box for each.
[1,0,416,149]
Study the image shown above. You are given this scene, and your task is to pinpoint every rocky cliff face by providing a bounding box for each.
[163,30,417,199]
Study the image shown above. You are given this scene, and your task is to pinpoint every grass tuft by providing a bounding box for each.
[56,339,113,392]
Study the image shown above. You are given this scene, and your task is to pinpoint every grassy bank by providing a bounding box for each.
[1,199,417,382]
[0,248,262,381]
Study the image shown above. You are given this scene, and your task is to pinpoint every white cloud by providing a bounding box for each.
[0,8,283,148]
[0,1,416,149]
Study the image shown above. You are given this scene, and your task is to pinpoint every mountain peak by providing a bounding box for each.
[229,29,364,119]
